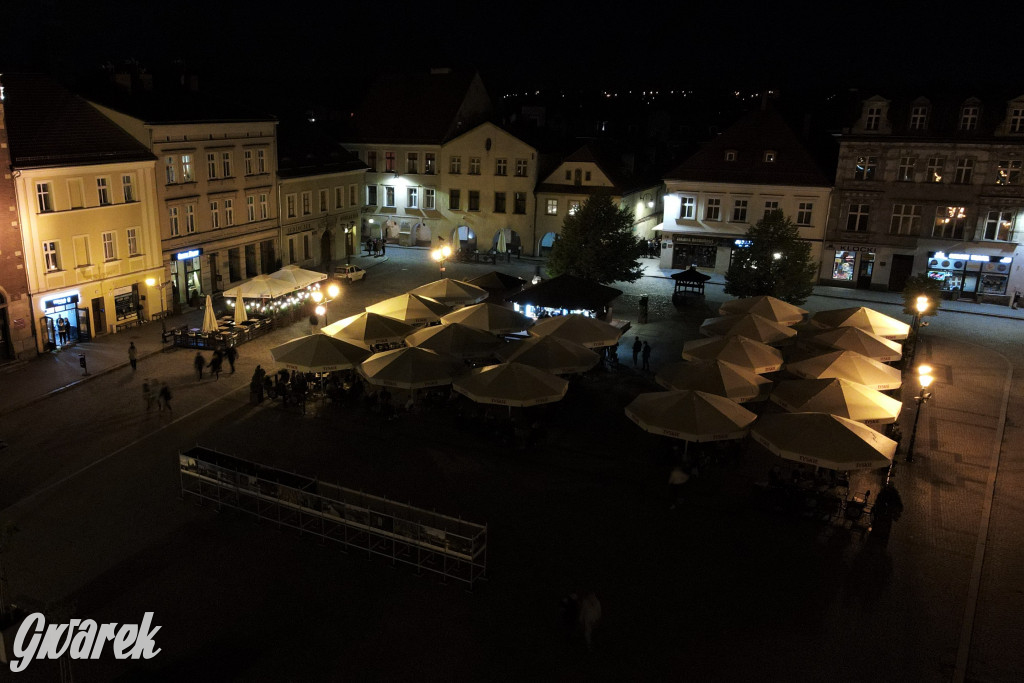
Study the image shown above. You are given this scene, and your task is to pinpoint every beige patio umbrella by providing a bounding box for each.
[222,274,299,299]
[405,322,504,359]
[718,295,807,325]
[440,302,533,334]
[751,412,897,471]
[699,313,798,345]
[528,313,624,349]
[809,306,910,340]
[201,294,219,333]
[496,335,601,374]
[270,334,371,372]
[453,362,569,407]
[408,278,488,308]
[323,311,414,347]
[786,350,902,390]
[803,326,903,362]
[770,378,903,425]
[681,335,784,374]
[233,295,248,324]
[268,264,327,289]
[358,347,462,389]
[656,359,772,402]
[366,293,451,325]
[625,390,757,442]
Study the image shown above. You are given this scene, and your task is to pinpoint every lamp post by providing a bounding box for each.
[431,244,452,274]
[905,365,934,463]
[909,295,931,367]
[145,277,166,333]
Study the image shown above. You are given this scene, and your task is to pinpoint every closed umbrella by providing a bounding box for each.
[496,229,508,253]
[201,294,219,333]
[681,335,783,374]
[323,311,414,347]
[656,359,772,402]
[751,412,897,471]
[770,378,903,424]
[358,347,461,389]
[453,362,568,407]
[366,293,451,325]
[440,302,532,334]
[233,295,248,325]
[786,350,902,390]
[718,295,807,325]
[699,313,798,345]
[802,327,902,362]
[625,390,757,442]
[408,278,488,307]
[270,334,371,373]
[529,313,624,349]
[809,306,910,340]
[496,335,601,374]
[405,322,504,359]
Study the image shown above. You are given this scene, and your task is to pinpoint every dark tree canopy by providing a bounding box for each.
[546,193,645,285]
[724,210,816,305]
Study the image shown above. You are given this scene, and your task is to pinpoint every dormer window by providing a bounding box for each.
[725,150,737,162]
[960,105,979,131]
[1008,107,1024,134]
[865,107,882,131]
[763,150,776,163]
[909,105,929,130]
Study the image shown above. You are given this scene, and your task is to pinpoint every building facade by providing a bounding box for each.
[819,93,1024,303]
[0,84,34,360]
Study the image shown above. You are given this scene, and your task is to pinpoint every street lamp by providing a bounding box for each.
[909,295,931,367]
[145,277,167,332]
[905,365,934,463]
[431,245,452,274]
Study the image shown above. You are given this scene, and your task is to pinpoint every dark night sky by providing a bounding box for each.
[2,1,1023,107]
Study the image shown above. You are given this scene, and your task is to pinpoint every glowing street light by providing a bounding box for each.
[909,295,932,367]
[905,365,934,463]
[431,244,452,274]
[145,276,167,332]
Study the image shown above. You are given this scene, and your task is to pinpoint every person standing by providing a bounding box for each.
[142,380,153,411]
[225,346,238,374]
[641,340,652,371]
[158,383,172,413]
[380,239,386,256]
[60,316,71,344]
[208,351,223,380]
[632,336,642,366]
[55,317,66,345]
[194,351,205,380]
[128,342,138,371]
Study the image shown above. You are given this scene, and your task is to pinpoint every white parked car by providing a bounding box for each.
[334,265,366,282]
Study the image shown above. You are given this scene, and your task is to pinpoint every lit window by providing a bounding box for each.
[568,200,581,216]
[384,186,395,207]
[102,232,116,260]
[424,153,436,175]
[546,198,558,215]
[96,178,111,205]
[43,241,60,271]
[933,206,967,239]
[424,188,435,209]
[996,160,1022,185]
[680,197,695,219]
[926,157,944,183]
[854,156,878,180]
[985,210,1015,241]
[515,159,528,176]
[122,174,136,202]
[127,227,140,256]
[181,154,193,182]
[705,198,721,221]
[384,151,395,172]
[846,204,870,232]
[796,202,814,226]
[725,150,737,161]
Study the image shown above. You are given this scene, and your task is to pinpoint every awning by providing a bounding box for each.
[669,218,748,238]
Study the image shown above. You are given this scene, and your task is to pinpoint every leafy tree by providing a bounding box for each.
[900,273,941,318]
[724,210,816,304]
[546,193,645,284]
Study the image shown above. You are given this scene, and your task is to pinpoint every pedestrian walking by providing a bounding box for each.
[142,379,154,411]
[128,342,138,371]
[380,240,386,256]
[641,341,652,371]
[632,336,642,366]
[208,351,223,380]
[56,316,67,345]
[158,383,172,413]
[668,466,690,509]
[194,352,205,380]
[225,346,238,374]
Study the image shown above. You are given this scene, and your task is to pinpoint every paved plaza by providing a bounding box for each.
[0,247,1021,682]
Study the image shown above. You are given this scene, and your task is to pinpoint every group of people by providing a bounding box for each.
[193,347,238,381]
[366,238,387,257]
[249,365,314,409]
[642,239,661,259]
[631,336,652,371]
[53,315,72,346]
[141,379,173,413]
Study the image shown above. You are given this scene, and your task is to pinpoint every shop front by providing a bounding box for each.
[821,244,879,290]
[170,247,204,307]
[926,251,1014,302]
[37,291,91,351]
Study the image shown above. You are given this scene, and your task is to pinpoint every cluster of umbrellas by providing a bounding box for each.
[626,295,905,472]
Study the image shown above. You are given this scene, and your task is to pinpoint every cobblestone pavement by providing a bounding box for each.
[0,248,1020,682]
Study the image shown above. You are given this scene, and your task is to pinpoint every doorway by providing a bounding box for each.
[91,297,106,335]
[856,253,875,289]
[321,230,333,268]
[887,254,915,292]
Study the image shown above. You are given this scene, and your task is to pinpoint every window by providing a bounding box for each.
[933,206,967,239]
[102,232,116,260]
[763,151,777,163]
[680,196,696,219]
[407,152,418,174]
[449,189,461,211]
[94,177,109,206]
[244,150,254,175]
[565,170,572,181]
[221,151,232,177]
[165,157,176,184]
[169,206,180,236]
[469,157,481,175]
[468,190,480,211]
[122,174,136,202]
[725,150,737,161]
[407,187,418,208]
[247,196,256,222]
[954,158,974,184]
[927,157,944,183]
[568,200,581,216]
[763,200,779,218]
[705,198,721,221]
[515,159,528,176]
[335,187,344,209]
[449,156,461,174]
[181,155,194,182]
[960,106,979,131]
[260,193,269,220]
[424,189,435,209]
[286,194,296,218]
[207,153,217,179]
[846,204,870,232]
[303,234,310,260]
[367,186,378,206]
[367,151,377,172]
[224,199,234,226]
[73,235,91,267]
[384,151,396,172]
[732,200,748,222]
[546,199,558,215]
[43,241,60,271]
[1010,109,1024,134]
[424,153,435,175]
[585,171,592,181]
[185,204,196,233]
[996,160,1022,185]
[494,192,506,213]
[985,210,1015,241]
[897,156,916,181]
[796,202,814,226]
[909,106,928,130]
[495,158,507,176]
[854,156,878,180]
[513,192,526,214]
[318,189,328,212]
[126,227,140,256]
[210,201,220,229]
[256,149,266,173]
[384,186,395,207]
[301,192,311,215]
[889,204,922,235]
[865,107,882,131]
[349,185,356,206]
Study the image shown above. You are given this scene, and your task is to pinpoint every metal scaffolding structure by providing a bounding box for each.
[178,446,487,586]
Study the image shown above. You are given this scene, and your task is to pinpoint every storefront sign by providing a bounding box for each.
[112,285,133,296]
[673,235,717,246]
[175,248,203,261]
[43,294,79,308]
[828,244,877,252]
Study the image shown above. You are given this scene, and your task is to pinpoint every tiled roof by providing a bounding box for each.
[1,73,155,168]
[539,141,661,196]
[665,105,832,187]
[277,121,367,179]
[82,82,277,124]
[847,89,1024,138]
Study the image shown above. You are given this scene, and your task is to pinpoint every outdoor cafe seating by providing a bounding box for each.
[172,316,274,350]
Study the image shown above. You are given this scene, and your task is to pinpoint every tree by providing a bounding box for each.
[546,193,645,284]
[724,210,816,305]
[900,273,941,318]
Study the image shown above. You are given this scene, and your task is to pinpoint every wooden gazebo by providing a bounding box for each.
[672,266,712,299]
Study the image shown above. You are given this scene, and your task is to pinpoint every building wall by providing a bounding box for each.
[0,103,34,359]
[278,170,364,268]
